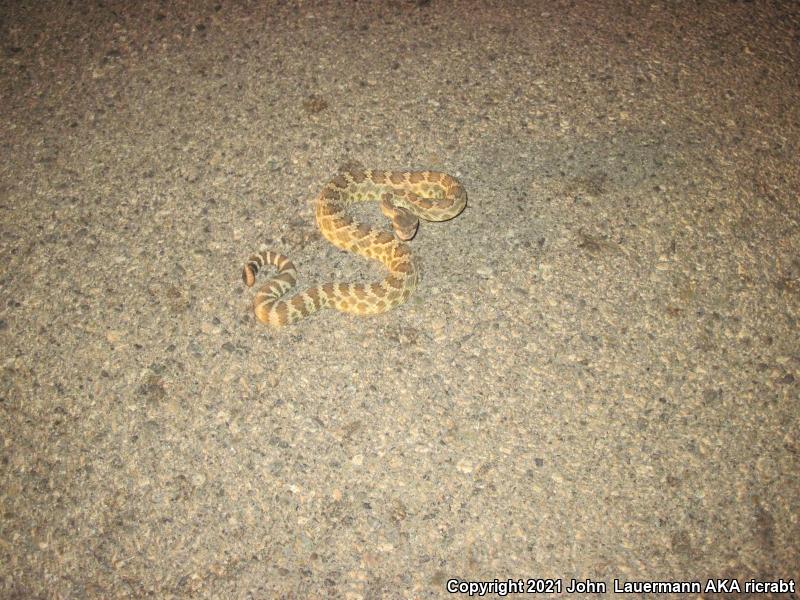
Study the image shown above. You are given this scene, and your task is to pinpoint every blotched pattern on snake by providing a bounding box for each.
[242,170,467,327]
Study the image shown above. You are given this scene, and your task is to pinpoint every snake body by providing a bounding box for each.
[243,170,467,327]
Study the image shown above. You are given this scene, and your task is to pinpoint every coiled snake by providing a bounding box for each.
[242,170,467,327]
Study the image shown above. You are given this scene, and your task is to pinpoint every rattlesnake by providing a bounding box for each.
[242,170,467,327]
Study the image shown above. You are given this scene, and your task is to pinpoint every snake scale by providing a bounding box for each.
[242,170,467,327]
